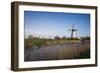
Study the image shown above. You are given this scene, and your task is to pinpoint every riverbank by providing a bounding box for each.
[24,38,81,49]
[24,40,90,61]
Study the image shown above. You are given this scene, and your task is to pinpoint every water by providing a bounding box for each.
[24,42,90,61]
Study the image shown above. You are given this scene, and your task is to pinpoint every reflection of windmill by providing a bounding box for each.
[69,24,78,38]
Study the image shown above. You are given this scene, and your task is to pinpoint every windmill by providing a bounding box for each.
[69,24,78,38]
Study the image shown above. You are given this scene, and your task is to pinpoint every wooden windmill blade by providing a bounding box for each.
[72,24,75,29]
[68,24,74,31]
[68,29,73,31]
[73,24,78,31]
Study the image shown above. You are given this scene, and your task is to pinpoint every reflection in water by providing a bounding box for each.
[24,41,90,61]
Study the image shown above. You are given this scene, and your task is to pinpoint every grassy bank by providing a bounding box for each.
[24,38,81,48]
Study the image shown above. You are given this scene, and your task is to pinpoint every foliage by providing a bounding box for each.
[54,35,60,40]
[81,36,90,40]
[24,38,46,48]
[66,38,80,40]
[25,35,81,49]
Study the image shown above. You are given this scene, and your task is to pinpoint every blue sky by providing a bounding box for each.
[24,11,90,38]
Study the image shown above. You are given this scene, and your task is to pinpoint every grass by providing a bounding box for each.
[24,38,81,48]
[74,49,90,59]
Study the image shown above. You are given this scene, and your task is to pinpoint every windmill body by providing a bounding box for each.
[70,24,77,38]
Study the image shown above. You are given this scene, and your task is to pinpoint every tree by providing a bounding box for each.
[81,36,90,40]
[62,36,67,40]
[54,35,60,40]
[28,35,34,39]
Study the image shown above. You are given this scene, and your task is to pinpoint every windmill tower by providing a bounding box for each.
[69,24,77,38]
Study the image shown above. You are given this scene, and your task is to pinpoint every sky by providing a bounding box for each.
[24,11,90,38]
